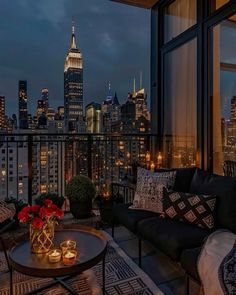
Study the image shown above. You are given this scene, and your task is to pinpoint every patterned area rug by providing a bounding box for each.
[0,232,163,295]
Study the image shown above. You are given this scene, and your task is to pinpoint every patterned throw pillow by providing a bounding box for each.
[162,189,217,229]
[130,168,177,213]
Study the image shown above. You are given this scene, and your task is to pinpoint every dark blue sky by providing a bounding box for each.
[0,0,150,116]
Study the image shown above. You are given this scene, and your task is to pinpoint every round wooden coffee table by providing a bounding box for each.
[9,226,107,295]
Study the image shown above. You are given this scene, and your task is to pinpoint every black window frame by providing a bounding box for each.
[151,0,236,171]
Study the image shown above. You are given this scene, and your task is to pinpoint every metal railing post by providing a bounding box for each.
[28,135,33,205]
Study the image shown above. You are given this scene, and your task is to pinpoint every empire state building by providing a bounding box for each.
[64,23,83,132]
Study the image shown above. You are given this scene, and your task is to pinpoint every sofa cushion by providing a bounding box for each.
[131,166,196,193]
[112,203,159,233]
[180,247,201,281]
[156,167,196,192]
[163,189,217,229]
[190,169,236,232]
[137,217,210,261]
[131,168,177,214]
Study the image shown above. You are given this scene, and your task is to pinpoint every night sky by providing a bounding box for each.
[0,0,150,116]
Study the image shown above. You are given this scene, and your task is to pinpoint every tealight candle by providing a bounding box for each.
[63,250,77,266]
[150,161,155,171]
[48,249,62,263]
[60,240,77,254]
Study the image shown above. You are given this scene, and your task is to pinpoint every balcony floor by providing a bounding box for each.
[1,214,200,295]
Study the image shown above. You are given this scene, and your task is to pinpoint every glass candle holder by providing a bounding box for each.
[63,249,77,266]
[60,240,77,254]
[48,249,62,263]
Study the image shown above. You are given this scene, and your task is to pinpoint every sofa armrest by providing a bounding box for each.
[111,182,135,204]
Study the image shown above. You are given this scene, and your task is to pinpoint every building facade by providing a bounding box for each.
[19,80,28,129]
[86,102,102,133]
[0,96,5,131]
[64,24,83,132]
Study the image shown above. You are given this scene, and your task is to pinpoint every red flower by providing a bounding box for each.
[18,206,31,223]
[31,217,45,229]
[55,208,64,219]
[44,199,53,207]
[51,204,58,212]
[39,207,54,219]
[30,205,40,214]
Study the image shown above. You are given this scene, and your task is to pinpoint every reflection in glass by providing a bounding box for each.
[211,0,230,11]
[164,0,196,43]
[212,15,236,175]
[163,38,197,168]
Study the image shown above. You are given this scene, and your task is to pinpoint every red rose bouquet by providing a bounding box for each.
[18,199,64,253]
[18,199,64,230]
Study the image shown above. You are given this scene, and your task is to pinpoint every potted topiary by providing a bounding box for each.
[35,193,65,209]
[66,175,96,219]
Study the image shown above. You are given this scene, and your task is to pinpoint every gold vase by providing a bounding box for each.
[30,223,54,254]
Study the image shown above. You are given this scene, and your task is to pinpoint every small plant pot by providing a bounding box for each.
[70,200,92,219]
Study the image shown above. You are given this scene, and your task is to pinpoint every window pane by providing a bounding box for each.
[164,0,197,43]
[211,0,230,11]
[212,15,236,175]
[163,38,197,168]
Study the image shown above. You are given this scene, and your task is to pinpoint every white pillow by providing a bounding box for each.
[129,168,176,213]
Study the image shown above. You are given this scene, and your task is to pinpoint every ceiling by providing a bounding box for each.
[111,0,158,9]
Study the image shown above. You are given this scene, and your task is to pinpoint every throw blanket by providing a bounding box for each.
[198,230,236,295]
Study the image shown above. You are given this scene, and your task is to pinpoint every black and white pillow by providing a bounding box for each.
[163,189,217,229]
[130,168,177,213]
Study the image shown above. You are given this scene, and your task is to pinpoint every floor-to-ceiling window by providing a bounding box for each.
[159,0,198,168]
[152,0,236,172]
[164,0,197,43]
[211,14,236,175]
[163,39,197,168]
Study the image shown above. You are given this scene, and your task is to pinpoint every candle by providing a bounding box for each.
[150,161,155,171]
[60,240,77,254]
[48,249,62,263]
[63,250,77,266]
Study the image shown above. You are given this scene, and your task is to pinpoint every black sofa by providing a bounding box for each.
[112,168,236,292]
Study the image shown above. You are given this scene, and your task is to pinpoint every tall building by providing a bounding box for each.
[64,23,83,132]
[86,102,102,133]
[19,80,28,129]
[0,96,6,130]
[230,96,236,122]
[37,88,49,121]
[41,88,49,112]
[102,84,120,133]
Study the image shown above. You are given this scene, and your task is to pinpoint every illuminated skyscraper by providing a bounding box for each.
[41,88,49,112]
[231,96,236,122]
[86,102,102,133]
[0,96,6,130]
[64,23,83,132]
[19,80,28,129]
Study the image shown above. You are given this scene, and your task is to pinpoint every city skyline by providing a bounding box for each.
[0,0,150,116]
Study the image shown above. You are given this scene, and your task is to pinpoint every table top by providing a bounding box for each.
[9,227,107,278]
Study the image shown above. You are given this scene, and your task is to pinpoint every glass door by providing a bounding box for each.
[211,13,236,175]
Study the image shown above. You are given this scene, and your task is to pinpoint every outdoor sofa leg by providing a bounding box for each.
[111,218,115,238]
[138,238,142,267]
[185,274,190,295]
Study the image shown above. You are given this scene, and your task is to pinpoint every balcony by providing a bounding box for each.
[0,132,200,295]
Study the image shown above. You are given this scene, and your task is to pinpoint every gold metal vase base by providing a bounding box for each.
[30,224,54,254]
